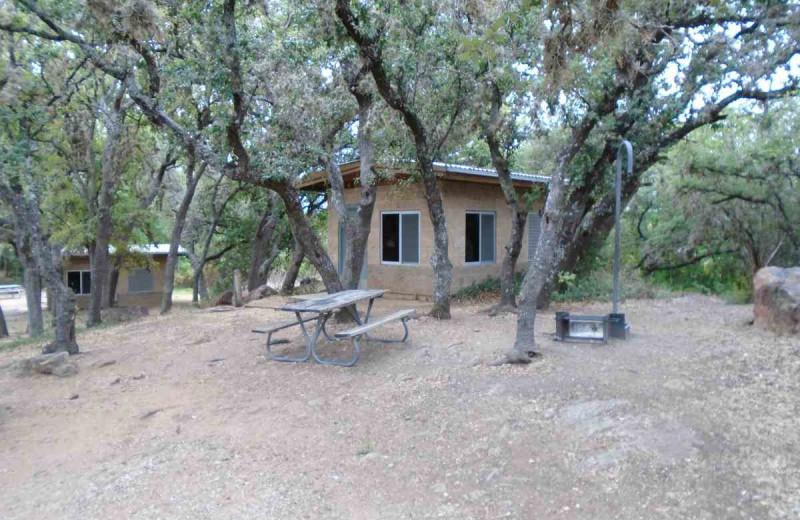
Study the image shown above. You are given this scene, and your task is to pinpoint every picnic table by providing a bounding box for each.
[253,289,414,367]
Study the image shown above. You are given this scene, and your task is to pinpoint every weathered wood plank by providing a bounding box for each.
[252,315,317,334]
[281,289,386,313]
[335,309,416,338]
[287,292,330,303]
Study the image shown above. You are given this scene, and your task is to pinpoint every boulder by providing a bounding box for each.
[753,266,800,334]
[244,283,276,302]
[12,352,79,378]
[214,290,233,306]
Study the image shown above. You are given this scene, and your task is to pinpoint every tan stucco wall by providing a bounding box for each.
[63,255,169,309]
[328,180,544,299]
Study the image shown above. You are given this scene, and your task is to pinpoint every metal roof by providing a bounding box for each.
[67,244,187,257]
[433,162,550,184]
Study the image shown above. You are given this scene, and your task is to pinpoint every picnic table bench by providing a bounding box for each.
[0,284,23,298]
[252,289,414,367]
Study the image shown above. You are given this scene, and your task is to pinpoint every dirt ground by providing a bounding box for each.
[0,294,798,519]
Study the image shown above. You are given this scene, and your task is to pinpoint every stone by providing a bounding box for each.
[245,283,276,302]
[12,352,78,377]
[214,290,234,306]
[753,267,800,334]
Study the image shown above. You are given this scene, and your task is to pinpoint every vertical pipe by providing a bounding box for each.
[613,140,633,314]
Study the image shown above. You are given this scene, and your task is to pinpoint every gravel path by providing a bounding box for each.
[0,295,797,519]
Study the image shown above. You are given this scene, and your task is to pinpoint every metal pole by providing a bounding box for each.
[613,140,633,314]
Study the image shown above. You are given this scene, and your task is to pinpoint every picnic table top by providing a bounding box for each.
[280,289,386,313]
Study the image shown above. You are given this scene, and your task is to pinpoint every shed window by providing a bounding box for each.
[128,268,154,293]
[67,270,91,295]
[465,212,495,264]
[381,212,420,264]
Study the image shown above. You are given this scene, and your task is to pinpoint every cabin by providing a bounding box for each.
[62,244,185,308]
[299,161,548,301]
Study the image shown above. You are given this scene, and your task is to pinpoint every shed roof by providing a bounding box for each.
[297,159,549,191]
[67,244,187,257]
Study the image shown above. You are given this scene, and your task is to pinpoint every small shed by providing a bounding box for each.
[299,161,549,300]
[63,244,185,308]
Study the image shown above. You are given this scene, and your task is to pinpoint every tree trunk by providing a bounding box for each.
[485,82,527,312]
[510,109,604,363]
[248,195,283,290]
[274,185,343,293]
[499,208,527,309]
[161,157,206,314]
[325,73,377,291]
[22,264,43,336]
[334,3,452,318]
[0,302,9,338]
[88,89,125,327]
[233,269,243,307]
[107,257,121,308]
[281,238,304,294]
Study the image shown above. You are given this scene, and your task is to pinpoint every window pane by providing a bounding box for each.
[465,213,480,263]
[382,213,400,262]
[82,271,92,295]
[401,213,419,264]
[480,214,495,262]
[128,268,154,293]
[67,271,81,294]
[528,214,542,260]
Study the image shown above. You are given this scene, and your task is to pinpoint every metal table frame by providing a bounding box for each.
[266,289,408,366]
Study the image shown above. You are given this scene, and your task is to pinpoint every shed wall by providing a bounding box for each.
[328,180,543,300]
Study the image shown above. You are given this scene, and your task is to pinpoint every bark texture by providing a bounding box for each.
[280,237,304,294]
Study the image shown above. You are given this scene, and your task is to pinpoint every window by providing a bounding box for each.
[381,211,420,264]
[128,268,154,293]
[67,270,91,295]
[465,211,495,264]
[528,213,542,260]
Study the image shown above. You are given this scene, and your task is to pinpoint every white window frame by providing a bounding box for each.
[380,210,421,266]
[465,210,496,265]
[67,270,91,295]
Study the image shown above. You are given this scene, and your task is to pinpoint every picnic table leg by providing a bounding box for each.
[364,317,411,344]
[311,311,360,367]
[321,299,372,341]
[264,313,314,363]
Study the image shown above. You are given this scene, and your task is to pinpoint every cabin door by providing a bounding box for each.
[338,206,368,288]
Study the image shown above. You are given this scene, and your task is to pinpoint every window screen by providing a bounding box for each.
[480,213,495,262]
[128,268,154,293]
[81,271,91,295]
[382,213,400,262]
[401,213,420,264]
[466,212,495,263]
[528,213,542,260]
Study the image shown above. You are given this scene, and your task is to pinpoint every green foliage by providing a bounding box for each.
[632,101,800,297]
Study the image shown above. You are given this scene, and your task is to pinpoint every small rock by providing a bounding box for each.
[52,362,79,377]
[12,352,75,377]
[97,360,117,368]
[69,393,79,400]
[132,373,145,380]
[110,377,122,385]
